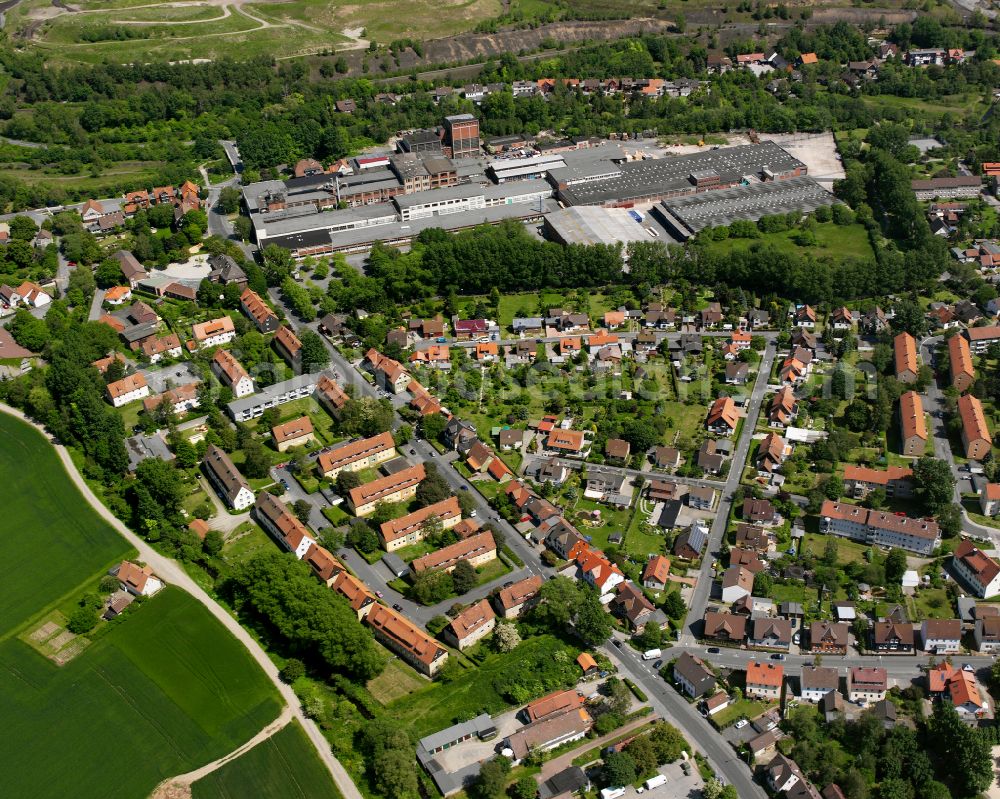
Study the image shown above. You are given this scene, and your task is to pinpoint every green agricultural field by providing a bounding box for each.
[192,720,342,799]
[0,412,131,637]
[0,589,282,799]
[0,412,283,798]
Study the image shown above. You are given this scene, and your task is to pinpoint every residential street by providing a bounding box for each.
[604,638,766,798]
[680,341,779,642]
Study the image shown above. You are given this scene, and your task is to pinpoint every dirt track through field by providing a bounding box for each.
[150,706,294,798]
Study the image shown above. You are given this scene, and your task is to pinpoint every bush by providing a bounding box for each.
[624,679,647,702]
[67,605,99,634]
[280,658,305,683]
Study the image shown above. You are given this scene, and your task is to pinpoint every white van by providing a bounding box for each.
[642,648,661,661]
[645,774,668,790]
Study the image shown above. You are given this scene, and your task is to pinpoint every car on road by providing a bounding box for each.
[409,448,416,455]
[503,581,514,588]
[770,653,786,661]
[280,479,289,490]
[707,647,720,654]
[375,590,384,598]
[735,719,749,729]
[392,603,403,611]
[460,485,468,491]
[612,639,622,648]
[653,659,663,669]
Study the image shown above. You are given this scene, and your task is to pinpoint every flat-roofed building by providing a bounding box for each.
[226,373,318,422]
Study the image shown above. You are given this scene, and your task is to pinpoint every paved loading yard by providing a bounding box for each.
[760,132,846,189]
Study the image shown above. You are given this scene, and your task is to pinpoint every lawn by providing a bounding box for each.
[386,635,578,739]
[0,589,282,799]
[366,656,429,705]
[0,412,132,638]
[801,532,871,565]
[700,221,874,263]
[908,587,954,621]
[192,720,342,799]
[711,697,772,729]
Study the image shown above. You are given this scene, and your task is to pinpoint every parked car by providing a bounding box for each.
[375,590,384,598]
[653,659,663,669]
[707,647,720,654]
[735,719,749,729]
[770,653,786,661]
[392,603,403,611]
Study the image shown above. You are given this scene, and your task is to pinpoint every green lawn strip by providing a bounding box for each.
[571,720,659,766]
[801,532,870,565]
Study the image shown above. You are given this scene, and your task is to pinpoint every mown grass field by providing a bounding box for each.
[192,720,342,799]
[0,412,131,638]
[700,221,874,262]
[0,589,282,799]
[386,634,578,738]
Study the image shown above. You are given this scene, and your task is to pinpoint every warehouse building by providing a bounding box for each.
[653,175,834,240]
[544,205,655,246]
[557,141,807,207]
[254,179,555,257]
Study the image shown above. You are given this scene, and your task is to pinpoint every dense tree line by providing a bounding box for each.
[224,549,385,681]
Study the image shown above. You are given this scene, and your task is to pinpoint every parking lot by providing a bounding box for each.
[140,362,201,393]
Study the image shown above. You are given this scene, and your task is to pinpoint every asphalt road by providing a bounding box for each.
[680,343,779,642]
[604,638,765,798]
[918,335,999,544]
